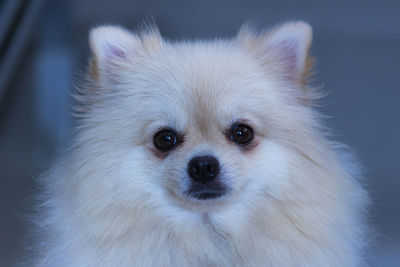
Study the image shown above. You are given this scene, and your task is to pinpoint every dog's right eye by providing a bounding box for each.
[153,129,179,152]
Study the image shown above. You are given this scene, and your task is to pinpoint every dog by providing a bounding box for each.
[31,21,368,266]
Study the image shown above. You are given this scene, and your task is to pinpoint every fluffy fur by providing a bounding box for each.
[32,21,368,266]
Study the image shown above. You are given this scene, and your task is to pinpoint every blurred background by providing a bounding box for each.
[0,0,399,266]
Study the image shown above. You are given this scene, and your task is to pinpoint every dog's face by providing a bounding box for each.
[84,22,314,213]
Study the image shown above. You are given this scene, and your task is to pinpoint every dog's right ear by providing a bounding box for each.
[88,25,162,81]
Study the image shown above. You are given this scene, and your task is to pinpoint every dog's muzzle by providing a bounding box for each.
[187,156,226,200]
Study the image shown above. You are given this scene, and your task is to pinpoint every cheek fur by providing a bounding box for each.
[238,140,291,197]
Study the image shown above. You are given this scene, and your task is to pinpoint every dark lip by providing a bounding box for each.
[186,181,228,201]
[189,189,225,200]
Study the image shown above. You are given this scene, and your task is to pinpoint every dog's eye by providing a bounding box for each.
[230,124,254,145]
[154,129,178,151]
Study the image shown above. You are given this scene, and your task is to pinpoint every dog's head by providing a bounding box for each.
[81,22,315,213]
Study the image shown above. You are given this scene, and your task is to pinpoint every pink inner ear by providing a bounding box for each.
[107,45,126,58]
[275,39,299,77]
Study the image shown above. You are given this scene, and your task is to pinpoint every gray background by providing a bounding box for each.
[0,0,399,266]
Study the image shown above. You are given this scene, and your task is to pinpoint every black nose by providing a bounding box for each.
[188,156,220,184]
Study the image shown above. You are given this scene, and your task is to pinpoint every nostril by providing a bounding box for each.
[190,164,199,176]
[207,165,217,175]
[188,156,220,183]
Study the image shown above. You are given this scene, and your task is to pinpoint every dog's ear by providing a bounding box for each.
[238,21,314,86]
[88,25,161,81]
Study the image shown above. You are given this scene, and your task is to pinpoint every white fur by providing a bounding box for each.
[31,22,368,266]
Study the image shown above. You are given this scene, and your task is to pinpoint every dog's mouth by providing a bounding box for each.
[189,189,224,200]
[186,181,228,200]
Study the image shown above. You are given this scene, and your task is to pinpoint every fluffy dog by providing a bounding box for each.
[32,21,368,266]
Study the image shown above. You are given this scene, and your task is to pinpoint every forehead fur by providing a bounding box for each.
[117,40,286,131]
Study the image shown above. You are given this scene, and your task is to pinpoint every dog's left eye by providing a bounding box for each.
[230,123,254,145]
[154,129,178,152]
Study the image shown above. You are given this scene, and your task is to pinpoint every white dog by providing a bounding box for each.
[32,21,368,266]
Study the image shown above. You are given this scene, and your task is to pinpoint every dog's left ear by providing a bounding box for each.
[238,21,314,86]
